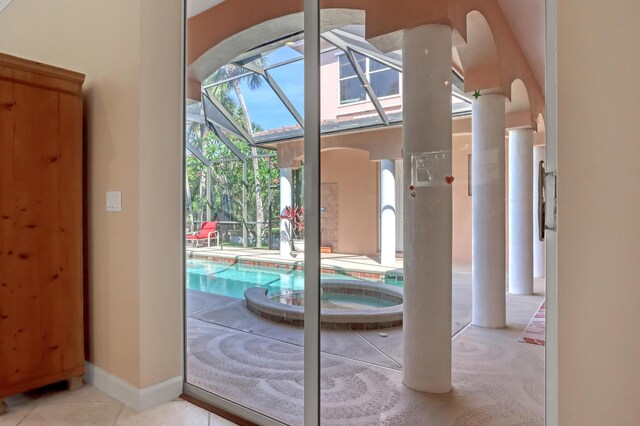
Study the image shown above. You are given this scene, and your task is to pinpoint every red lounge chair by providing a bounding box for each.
[186,221,219,247]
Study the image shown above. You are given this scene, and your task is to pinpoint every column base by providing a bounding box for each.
[402,378,452,394]
[471,320,507,329]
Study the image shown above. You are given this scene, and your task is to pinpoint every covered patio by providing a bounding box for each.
[183,1,547,424]
[185,279,544,425]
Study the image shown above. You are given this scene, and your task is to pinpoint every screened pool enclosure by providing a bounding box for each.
[185,24,472,249]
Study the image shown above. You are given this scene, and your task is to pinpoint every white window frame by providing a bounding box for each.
[336,52,401,106]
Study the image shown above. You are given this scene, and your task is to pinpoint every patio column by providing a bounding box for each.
[472,93,506,328]
[402,24,452,394]
[508,128,534,295]
[280,168,293,258]
[533,144,546,278]
[380,160,396,266]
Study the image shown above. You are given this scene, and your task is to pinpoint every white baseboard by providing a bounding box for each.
[84,362,183,411]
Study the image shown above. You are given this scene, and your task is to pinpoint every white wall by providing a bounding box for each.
[556,0,640,424]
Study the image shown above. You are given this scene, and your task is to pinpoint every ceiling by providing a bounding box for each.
[498,0,546,89]
[187,0,225,18]
[187,0,546,89]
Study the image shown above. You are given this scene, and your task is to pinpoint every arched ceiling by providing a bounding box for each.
[497,0,545,89]
[187,0,226,18]
[188,0,545,91]
[187,0,545,127]
[506,79,531,114]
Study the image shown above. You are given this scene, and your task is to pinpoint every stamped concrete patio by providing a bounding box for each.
[185,270,545,425]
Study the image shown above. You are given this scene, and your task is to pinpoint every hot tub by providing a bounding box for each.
[244,280,403,330]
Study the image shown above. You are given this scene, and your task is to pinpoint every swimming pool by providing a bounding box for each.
[186,258,400,299]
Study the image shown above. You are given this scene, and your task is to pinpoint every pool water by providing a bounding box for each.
[186,258,400,299]
[272,292,398,310]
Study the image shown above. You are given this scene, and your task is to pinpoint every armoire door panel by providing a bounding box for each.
[58,93,84,372]
[0,52,85,400]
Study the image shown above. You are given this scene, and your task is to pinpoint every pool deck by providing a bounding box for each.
[187,246,405,281]
[186,278,546,425]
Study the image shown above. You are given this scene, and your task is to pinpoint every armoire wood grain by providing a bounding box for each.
[0,53,85,410]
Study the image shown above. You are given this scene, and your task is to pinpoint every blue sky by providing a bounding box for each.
[236,47,305,131]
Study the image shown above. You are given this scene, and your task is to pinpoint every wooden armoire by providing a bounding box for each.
[0,53,85,411]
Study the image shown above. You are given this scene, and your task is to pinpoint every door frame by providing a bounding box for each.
[179,1,560,425]
[544,0,558,424]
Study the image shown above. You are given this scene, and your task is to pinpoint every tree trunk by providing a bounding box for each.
[185,175,194,232]
[232,80,264,248]
[198,168,206,224]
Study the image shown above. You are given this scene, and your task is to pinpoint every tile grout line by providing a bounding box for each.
[112,401,126,426]
[15,405,35,426]
[188,317,403,373]
[353,331,403,369]
[321,349,403,373]
[15,391,45,425]
[187,298,244,318]
[452,321,473,340]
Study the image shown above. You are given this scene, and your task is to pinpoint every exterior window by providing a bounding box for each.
[338,52,400,105]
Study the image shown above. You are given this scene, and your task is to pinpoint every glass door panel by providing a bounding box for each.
[184,1,307,424]
[318,13,472,425]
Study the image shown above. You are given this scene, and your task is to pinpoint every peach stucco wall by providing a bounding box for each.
[0,0,183,390]
[0,0,142,387]
[321,149,378,255]
[279,123,482,267]
[320,50,402,122]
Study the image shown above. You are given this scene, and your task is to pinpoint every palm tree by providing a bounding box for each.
[209,62,267,247]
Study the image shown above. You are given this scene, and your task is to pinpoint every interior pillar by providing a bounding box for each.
[380,159,396,266]
[402,24,453,393]
[279,168,293,257]
[472,93,506,328]
[508,128,534,294]
[533,144,546,278]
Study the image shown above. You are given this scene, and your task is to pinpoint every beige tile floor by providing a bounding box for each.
[0,383,237,426]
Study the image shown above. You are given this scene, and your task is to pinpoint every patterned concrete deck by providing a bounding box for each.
[185,277,545,425]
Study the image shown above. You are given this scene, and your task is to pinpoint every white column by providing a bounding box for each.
[472,93,506,328]
[279,168,292,258]
[380,160,396,266]
[509,128,534,294]
[402,24,452,393]
[533,145,546,277]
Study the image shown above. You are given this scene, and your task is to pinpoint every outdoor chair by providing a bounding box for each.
[186,221,220,247]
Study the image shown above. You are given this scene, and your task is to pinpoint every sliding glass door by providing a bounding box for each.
[184,1,312,424]
[182,1,480,424]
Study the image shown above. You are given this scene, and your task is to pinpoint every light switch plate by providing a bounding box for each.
[106,191,122,212]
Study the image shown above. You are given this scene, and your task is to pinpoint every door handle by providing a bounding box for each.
[538,160,546,242]
[538,160,558,242]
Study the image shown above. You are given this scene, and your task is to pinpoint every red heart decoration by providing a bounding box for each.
[445,176,455,185]
[409,184,415,191]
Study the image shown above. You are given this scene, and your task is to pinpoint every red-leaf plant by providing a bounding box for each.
[280,205,304,240]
